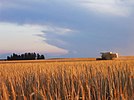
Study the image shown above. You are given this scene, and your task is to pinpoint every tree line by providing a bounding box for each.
[7,53,45,60]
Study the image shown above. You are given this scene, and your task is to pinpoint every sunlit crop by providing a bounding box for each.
[0,59,134,100]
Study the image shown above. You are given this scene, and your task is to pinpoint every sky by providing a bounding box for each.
[0,0,134,58]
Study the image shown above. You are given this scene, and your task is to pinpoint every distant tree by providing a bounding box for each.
[7,53,45,60]
[37,53,40,59]
[40,55,45,59]
[21,54,25,60]
[7,56,10,60]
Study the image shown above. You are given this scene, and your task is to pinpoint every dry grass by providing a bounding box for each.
[0,59,134,100]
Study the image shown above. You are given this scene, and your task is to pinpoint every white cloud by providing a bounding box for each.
[46,27,73,35]
[0,22,71,55]
[78,0,133,17]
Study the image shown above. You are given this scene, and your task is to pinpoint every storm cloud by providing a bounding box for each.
[0,0,134,58]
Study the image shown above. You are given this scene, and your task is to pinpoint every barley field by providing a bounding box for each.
[0,58,134,100]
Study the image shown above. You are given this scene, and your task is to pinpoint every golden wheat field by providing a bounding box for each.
[0,58,134,100]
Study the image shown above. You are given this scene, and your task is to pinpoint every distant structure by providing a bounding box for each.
[101,52,118,60]
[97,52,118,60]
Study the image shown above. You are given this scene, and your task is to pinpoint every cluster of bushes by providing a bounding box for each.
[7,53,45,60]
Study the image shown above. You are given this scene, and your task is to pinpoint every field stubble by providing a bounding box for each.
[0,59,134,100]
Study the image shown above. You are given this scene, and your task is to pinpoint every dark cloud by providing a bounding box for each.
[1,0,134,57]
